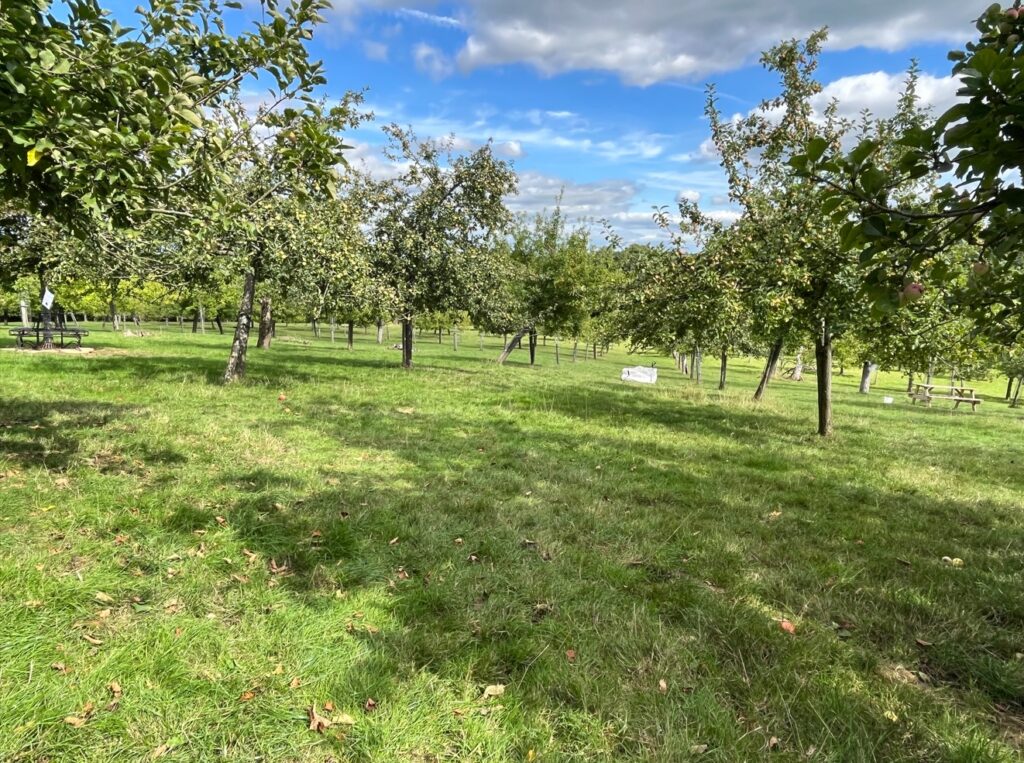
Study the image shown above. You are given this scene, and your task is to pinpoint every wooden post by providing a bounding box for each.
[718,348,727,390]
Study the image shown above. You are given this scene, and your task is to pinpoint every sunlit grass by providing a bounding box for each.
[1,324,1022,761]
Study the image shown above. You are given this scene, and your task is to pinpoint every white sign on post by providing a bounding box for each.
[42,288,55,310]
[621,366,657,385]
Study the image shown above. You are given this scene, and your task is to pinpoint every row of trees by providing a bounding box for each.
[3,0,1023,432]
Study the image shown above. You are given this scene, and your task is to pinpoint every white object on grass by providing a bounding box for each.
[621,366,657,385]
[882,396,894,405]
[42,289,55,309]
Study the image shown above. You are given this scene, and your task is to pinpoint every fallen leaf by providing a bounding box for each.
[364,697,378,712]
[388,537,399,546]
[565,649,577,663]
[64,715,88,728]
[915,638,933,648]
[454,537,464,546]
[150,742,172,759]
[81,633,103,646]
[310,529,322,538]
[779,619,797,635]
[396,567,410,580]
[215,516,227,527]
[269,558,290,575]
[365,624,380,635]
[690,744,709,754]
[50,662,69,675]
[307,704,332,733]
[335,712,356,725]
[481,684,505,700]
[396,407,415,414]
[767,511,782,520]
[658,679,668,694]
[108,681,122,699]
[272,664,284,675]
[323,700,335,712]
[94,592,115,604]
[96,608,111,620]
[242,548,258,563]
[289,677,302,689]
[768,735,780,750]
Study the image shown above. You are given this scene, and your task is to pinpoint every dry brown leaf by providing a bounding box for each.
[272,664,284,675]
[396,407,415,415]
[215,516,227,526]
[323,701,335,712]
[289,677,302,689]
[779,619,797,635]
[658,679,668,694]
[454,537,464,546]
[113,534,128,546]
[690,744,709,754]
[364,697,378,712]
[388,537,399,546]
[768,736,780,750]
[94,592,115,604]
[396,567,410,580]
[335,712,356,726]
[915,638,933,648]
[51,662,69,674]
[81,633,103,646]
[239,689,256,702]
[64,715,87,728]
[108,681,122,699]
[310,529,322,538]
[307,704,332,733]
[149,743,170,759]
[96,608,112,620]
[565,649,577,663]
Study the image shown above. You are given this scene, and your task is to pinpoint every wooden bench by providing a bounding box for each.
[908,383,982,411]
[9,326,90,349]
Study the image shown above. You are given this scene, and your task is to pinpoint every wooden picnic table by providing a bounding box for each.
[908,383,982,411]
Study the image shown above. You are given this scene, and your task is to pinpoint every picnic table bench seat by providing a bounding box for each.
[908,383,982,411]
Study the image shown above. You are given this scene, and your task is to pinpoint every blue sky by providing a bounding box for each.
[128,0,982,240]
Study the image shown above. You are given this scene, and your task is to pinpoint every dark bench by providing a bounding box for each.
[9,326,90,349]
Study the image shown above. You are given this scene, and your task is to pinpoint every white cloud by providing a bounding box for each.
[396,7,464,28]
[413,43,454,80]
[363,40,389,61]
[812,71,959,120]
[447,0,975,84]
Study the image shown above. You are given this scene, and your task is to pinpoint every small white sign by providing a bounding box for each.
[42,288,55,310]
[883,396,894,405]
[621,366,657,385]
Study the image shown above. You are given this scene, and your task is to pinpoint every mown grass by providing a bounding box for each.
[1,323,1022,762]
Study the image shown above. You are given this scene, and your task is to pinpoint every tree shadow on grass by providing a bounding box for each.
[172,391,1024,758]
[0,399,143,471]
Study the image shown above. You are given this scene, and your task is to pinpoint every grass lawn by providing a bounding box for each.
[1,324,1023,761]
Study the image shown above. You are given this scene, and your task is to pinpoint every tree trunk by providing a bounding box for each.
[437,327,442,344]
[555,339,560,365]
[312,319,320,339]
[1011,377,1022,408]
[19,299,30,327]
[452,329,459,351]
[401,317,414,369]
[815,325,833,436]
[330,317,336,343]
[695,345,703,384]
[572,340,578,362]
[498,326,531,364]
[592,342,597,360]
[215,315,224,335]
[478,331,484,351]
[347,321,354,350]
[258,297,273,350]
[754,336,785,402]
[718,348,728,391]
[926,359,934,386]
[793,348,804,381]
[376,319,384,344]
[528,328,538,365]
[224,269,257,383]
[192,311,199,333]
[1006,376,1014,400]
[907,372,915,394]
[859,361,874,394]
